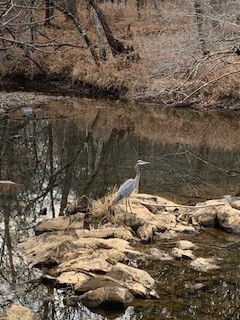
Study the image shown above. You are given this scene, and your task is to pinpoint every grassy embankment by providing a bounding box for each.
[1,1,240,106]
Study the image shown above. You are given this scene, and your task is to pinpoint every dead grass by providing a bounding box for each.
[1,0,240,103]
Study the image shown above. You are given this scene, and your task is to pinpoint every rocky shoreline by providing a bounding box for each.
[11,193,239,317]
[1,85,240,114]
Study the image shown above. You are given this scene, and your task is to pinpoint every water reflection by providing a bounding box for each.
[1,98,240,319]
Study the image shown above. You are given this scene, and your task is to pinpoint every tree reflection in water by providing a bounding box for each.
[0,102,240,319]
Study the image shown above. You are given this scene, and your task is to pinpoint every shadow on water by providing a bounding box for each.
[0,97,240,319]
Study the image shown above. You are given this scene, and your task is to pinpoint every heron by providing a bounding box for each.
[112,160,150,212]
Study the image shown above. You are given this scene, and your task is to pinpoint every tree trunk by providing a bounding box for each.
[193,0,209,56]
[89,0,136,58]
[45,0,54,25]
[56,2,99,64]
[94,12,107,60]
[209,0,222,30]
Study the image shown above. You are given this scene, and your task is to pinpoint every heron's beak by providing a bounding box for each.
[142,161,150,165]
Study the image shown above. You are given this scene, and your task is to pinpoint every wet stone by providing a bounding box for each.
[149,248,173,261]
[190,257,220,272]
[0,108,7,115]
[6,97,24,109]
[171,248,196,260]
[176,240,198,250]
[81,286,134,308]
[22,107,34,117]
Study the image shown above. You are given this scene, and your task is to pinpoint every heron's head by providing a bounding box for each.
[135,160,150,166]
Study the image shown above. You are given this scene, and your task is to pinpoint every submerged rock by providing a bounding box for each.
[149,248,173,261]
[6,97,24,109]
[22,107,34,117]
[176,240,198,250]
[190,257,220,272]
[171,248,196,260]
[81,286,134,308]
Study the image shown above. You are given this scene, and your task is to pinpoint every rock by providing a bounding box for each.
[154,229,178,240]
[118,201,156,222]
[75,227,134,241]
[81,286,134,308]
[18,228,158,302]
[34,108,43,118]
[6,98,24,109]
[57,257,112,274]
[65,195,93,215]
[0,304,37,320]
[154,213,176,230]
[196,199,227,207]
[216,204,240,233]
[171,248,195,260]
[193,207,217,227]
[75,276,119,293]
[22,107,34,117]
[149,248,173,261]
[35,212,85,233]
[57,271,90,287]
[0,108,7,115]
[230,199,240,210]
[18,234,135,267]
[190,257,220,272]
[172,223,197,233]
[137,223,157,242]
[176,240,198,250]
[107,262,159,298]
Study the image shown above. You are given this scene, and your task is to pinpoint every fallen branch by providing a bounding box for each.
[183,69,240,101]
[140,201,227,209]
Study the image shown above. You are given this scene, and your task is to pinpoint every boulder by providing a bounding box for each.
[35,213,85,233]
[0,304,37,320]
[106,263,159,298]
[176,240,198,250]
[192,207,217,227]
[171,248,195,260]
[216,204,240,233]
[230,199,240,210]
[57,271,90,287]
[18,227,158,305]
[137,223,157,242]
[81,286,134,308]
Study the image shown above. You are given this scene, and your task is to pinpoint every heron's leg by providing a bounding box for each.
[128,198,133,213]
[125,199,128,213]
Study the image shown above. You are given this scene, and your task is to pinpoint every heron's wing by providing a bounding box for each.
[114,178,136,203]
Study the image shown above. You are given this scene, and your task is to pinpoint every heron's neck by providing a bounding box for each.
[134,165,140,187]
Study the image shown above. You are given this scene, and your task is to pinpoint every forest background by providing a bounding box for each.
[0,0,240,106]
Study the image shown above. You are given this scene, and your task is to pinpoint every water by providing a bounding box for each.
[0,96,240,319]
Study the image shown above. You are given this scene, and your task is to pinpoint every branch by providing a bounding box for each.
[183,69,240,101]
[55,3,99,65]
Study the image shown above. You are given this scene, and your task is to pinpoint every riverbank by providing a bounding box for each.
[1,1,240,110]
[1,81,240,112]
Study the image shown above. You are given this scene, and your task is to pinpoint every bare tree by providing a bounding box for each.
[193,0,209,56]
[45,0,55,25]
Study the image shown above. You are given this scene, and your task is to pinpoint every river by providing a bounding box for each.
[0,94,240,319]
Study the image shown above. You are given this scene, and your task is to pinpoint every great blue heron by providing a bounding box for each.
[112,160,150,212]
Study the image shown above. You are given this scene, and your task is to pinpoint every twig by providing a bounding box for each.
[140,201,227,209]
